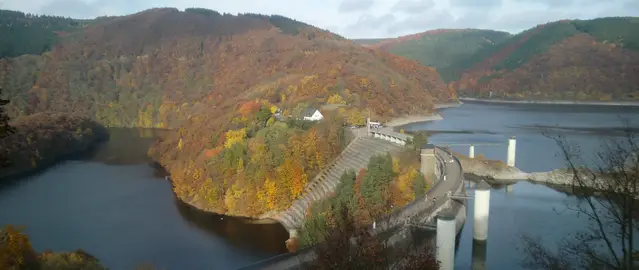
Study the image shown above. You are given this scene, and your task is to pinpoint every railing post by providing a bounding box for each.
[420,145,437,182]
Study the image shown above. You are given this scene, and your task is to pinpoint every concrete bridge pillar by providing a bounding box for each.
[436,211,456,270]
[507,136,516,167]
[366,117,371,136]
[506,184,513,193]
[474,181,491,241]
[420,145,437,182]
[469,144,475,158]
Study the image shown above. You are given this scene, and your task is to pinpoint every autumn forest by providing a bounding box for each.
[1,6,639,269]
[358,17,639,101]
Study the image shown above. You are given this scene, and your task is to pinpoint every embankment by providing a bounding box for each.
[0,113,108,180]
[385,113,444,127]
[435,102,464,110]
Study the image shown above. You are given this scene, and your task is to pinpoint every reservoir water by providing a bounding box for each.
[405,103,639,269]
[0,128,289,270]
[2,104,639,269]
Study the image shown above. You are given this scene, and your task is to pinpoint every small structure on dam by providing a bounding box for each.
[421,144,438,182]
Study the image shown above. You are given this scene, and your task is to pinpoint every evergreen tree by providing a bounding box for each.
[0,87,15,167]
[0,87,13,137]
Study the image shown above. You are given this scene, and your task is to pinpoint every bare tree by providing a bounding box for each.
[522,129,638,270]
[304,204,439,270]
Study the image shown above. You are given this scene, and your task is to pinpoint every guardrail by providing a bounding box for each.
[370,129,410,146]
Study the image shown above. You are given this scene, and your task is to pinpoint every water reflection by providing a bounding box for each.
[174,192,289,255]
[0,127,288,269]
[471,240,487,270]
[75,128,169,165]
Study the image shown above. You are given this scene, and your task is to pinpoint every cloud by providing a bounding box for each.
[1,0,637,38]
[386,10,456,35]
[392,0,434,14]
[450,0,503,8]
[37,0,99,18]
[344,13,397,37]
[338,0,375,13]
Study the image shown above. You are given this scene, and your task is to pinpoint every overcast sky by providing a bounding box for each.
[1,0,637,39]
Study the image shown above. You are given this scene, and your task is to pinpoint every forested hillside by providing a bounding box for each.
[0,8,454,128]
[451,17,639,101]
[354,29,512,81]
[0,10,87,58]
[0,8,456,217]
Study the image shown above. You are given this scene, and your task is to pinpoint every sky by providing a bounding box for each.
[1,0,638,39]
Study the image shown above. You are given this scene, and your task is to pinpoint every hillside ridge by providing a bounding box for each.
[352,28,512,81]
[452,17,639,100]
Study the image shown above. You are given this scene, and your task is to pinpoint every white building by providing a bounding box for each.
[369,121,381,128]
[302,108,324,121]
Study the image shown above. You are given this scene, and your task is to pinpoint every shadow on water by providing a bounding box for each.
[1,128,168,191]
[174,197,289,254]
[72,127,170,165]
[0,127,291,268]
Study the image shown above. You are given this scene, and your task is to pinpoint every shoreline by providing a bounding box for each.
[434,102,463,109]
[459,97,639,107]
[385,112,444,127]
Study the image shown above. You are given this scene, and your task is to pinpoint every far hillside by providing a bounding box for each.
[452,17,639,101]
[0,10,88,58]
[353,29,512,81]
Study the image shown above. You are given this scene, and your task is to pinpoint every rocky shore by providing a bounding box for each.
[454,152,622,193]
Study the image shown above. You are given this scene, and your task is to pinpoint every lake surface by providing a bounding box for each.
[2,104,638,270]
[0,128,289,270]
[405,103,639,269]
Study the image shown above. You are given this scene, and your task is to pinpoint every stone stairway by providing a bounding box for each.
[270,136,404,230]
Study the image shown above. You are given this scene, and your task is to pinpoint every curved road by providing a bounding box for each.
[370,146,463,233]
[428,147,463,217]
[237,142,464,270]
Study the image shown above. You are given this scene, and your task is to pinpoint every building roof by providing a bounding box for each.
[301,108,319,117]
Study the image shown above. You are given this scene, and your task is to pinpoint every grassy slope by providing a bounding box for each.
[353,29,512,81]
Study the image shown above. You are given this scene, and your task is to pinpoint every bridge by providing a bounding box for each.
[239,126,466,270]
